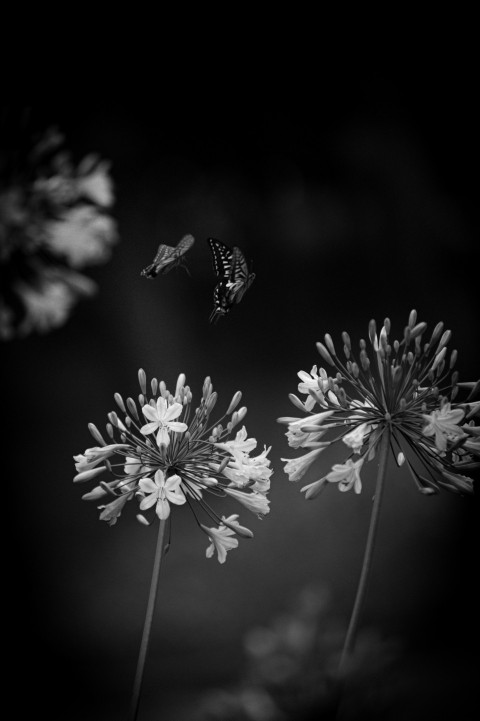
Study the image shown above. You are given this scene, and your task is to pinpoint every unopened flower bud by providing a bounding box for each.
[82,485,108,501]
[138,369,147,395]
[221,518,254,539]
[126,397,139,420]
[114,393,126,412]
[88,423,106,446]
[74,466,107,483]
[437,330,451,352]
[227,391,242,415]
[316,342,334,366]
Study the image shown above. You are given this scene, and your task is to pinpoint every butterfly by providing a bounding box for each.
[207,238,256,323]
[141,234,195,278]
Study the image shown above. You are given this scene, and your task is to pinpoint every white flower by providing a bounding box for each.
[137,470,186,520]
[422,403,466,451]
[223,487,270,515]
[202,515,240,563]
[0,124,118,340]
[297,365,329,395]
[281,447,327,482]
[43,206,118,268]
[301,458,364,498]
[74,443,129,472]
[342,423,370,453]
[140,397,188,447]
[328,458,364,493]
[280,411,334,449]
[222,446,273,492]
[214,425,257,455]
[76,156,115,206]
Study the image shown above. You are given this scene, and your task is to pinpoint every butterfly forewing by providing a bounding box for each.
[141,234,195,278]
[208,238,234,280]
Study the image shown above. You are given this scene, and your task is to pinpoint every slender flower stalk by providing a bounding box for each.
[129,518,167,721]
[278,310,479,676]
[74,369,272,720]
[338,427,390,673]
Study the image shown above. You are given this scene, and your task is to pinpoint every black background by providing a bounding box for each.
[2,59,479,721]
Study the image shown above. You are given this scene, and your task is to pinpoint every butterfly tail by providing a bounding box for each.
[209,307,222,324]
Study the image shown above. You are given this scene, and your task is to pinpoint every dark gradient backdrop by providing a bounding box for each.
[3,71,479,721]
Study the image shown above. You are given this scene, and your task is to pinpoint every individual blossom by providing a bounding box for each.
[140,395,188,447]
[73,370,272,562]
[202,514,246,563]
[0,109,118,340]
[302,458,365,499]
[215,428,273,493]
[278,310,479,498]
[137,470,186,520]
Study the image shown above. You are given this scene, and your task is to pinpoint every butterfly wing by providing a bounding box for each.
[141,244,174,278]
[208,238,234,280]
[208,238,235,323]
[173,233,195,260]
[228,246,256,304]
[141,234,195,278]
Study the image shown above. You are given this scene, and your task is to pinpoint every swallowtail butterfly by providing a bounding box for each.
[207,238,256,323]
[141,234,195,278]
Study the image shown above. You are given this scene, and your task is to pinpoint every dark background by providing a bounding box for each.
[2,64,479,721]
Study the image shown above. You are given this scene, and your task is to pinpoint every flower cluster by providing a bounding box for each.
[0,114,118,339]
[278,310,479,499]
[74,370,272,562]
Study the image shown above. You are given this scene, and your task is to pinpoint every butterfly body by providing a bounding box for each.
[207,238,255,323]
[141,234,195,278]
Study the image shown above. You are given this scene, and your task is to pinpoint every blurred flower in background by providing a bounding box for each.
[194,585,401,721]
[0,107,118,339]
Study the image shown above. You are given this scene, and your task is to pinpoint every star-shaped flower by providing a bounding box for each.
[137,470,186,520]
[140,396,188,447]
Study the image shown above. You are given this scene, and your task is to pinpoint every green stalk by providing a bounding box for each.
[339,427,390,672]
[128,517,167,721]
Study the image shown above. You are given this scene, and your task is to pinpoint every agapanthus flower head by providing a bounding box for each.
[0,111,118,339]
[73,370,272,562]
[278,310,479,498]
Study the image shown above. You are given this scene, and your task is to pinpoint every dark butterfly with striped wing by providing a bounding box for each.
[141,234,195,278]
[207,238,256,323]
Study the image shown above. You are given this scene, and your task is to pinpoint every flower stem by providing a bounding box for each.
[128,518,167,721]
[339,427,390,672]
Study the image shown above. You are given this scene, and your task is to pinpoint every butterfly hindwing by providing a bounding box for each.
[141,234,195,278]
[228,246,256,304]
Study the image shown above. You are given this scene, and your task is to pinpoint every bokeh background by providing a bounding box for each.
[2,65,479,721]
